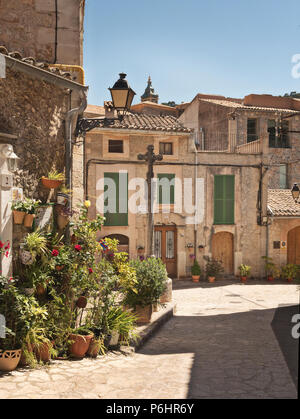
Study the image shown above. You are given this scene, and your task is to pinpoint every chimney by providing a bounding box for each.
[104,101,117,119]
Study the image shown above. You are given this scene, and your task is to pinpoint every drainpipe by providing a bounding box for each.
[65,90,87,204]
[193,134,198,256]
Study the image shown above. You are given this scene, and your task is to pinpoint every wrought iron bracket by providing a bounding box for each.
[75,114,124,136]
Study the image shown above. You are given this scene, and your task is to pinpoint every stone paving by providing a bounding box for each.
[0,280,298,399]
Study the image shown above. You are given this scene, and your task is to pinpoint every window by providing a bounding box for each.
[279,164,288,189]
[157,174,175,205]
[214,175,235,225]
[103,172,128,226]
[108,140,123,153]
[159,142,173,155]
[247,119,258,143]
[268,120,289,148]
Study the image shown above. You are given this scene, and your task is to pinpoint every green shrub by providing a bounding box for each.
[191,260,201,276]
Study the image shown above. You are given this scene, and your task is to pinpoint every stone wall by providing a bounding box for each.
[0,0,85,66]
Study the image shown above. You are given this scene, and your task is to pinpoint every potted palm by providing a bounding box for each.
[41,170,65,189]
[205,257,224,283]
[238,264,251,282]
[191,260,201,282]
[281,264,299,283]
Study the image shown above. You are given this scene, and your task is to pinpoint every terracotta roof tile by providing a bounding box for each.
[200,98,300,114]
[0,46,75,81]
[97,112,192,133]
[268,189,300,217]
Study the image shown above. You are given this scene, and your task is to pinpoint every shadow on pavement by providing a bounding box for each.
[138,307,299,399]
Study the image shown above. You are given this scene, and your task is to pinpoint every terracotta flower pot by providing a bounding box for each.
[87,338,102,358]
[192,275,200,283]
[0,349,21,372]
[76,296,88,309]
[36,284,46,295]
[69,334,94,358]
[33,342,53,363]
[134,305,153,324]
[267,276,274,282]
[55,265,65,271]
[13,210,25,225]
[23,213,35,228]
[57,214,70,230]
[241,276,247,283]
[41,177,63,189]
[208,276,215,283]
[287,278,293,283]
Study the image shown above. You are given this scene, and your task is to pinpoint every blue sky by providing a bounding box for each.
[84,0,300,106]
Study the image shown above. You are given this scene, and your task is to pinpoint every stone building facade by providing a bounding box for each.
[0,0,85,66]
[0,48,87,274]
[85,104,271,278]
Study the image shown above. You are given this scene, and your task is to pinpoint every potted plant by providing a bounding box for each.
[87,335,106,358]
[191,260,201,282]
[69,326,94,358]
[23,198,41,228]
[41,170,65,190]
[238,264,251,282]
[125,258,167,324]
[11,200,27,224]
[262,256,280,281]
[57,185,72,206]
[205,257,224,283]
[56,206,74,230]
[20,230,48,265]
[281,264,299,283]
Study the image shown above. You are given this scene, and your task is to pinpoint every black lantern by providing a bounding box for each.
[109,73,136,117]
[291,183,300,203]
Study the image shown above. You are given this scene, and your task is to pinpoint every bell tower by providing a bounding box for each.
[141,76,159,103]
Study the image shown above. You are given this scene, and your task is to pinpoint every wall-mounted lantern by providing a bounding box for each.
[0,144,20,172]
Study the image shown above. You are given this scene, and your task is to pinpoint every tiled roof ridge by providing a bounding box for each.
[0,45,75,81]
[268,189,300,217]
[200,98,300,113]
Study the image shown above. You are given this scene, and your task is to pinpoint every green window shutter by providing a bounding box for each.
[104,172,128,226]
[214,175,234,224]
[157,174,175,204]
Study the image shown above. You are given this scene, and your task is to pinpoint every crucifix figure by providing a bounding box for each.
[138,145,163,256]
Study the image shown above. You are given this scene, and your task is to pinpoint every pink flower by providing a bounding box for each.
[75,245,82,252]
[52,249,59,257]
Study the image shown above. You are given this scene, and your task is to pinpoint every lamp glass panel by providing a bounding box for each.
[110,89,128,109]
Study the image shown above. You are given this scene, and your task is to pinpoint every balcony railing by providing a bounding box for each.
[195,132,262,154]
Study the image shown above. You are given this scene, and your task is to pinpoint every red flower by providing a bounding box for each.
[5,242,10,250]
[9,277,13,282]
[0,241,4,249]
[88,268,93,274]
[52,249,59,257]
[5,251,9,258]
[75,245,82,252]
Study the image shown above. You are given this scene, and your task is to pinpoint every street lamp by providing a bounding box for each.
[76,73,136,135]
[291,183,300,203]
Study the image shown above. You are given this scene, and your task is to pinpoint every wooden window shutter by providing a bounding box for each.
[158,174,175,204]
[104,172,128,226]
[214,175,235,225]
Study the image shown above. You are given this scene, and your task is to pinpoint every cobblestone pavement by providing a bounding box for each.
[0,280,298,399]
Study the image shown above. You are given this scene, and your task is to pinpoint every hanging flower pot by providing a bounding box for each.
[20,249,34,265]
[23,213,35,228]
[57,192,70,206]
[41,177,63,189]
[0,349,21,372]
[13,210,26,225]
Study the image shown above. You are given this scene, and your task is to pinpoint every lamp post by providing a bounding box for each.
[76,73,136,135]
[138,145,163,257]
[291,183,300,203]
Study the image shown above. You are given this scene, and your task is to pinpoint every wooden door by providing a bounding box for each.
[154,226,177,277]
[212,232,234,275]
[287,226,300,264]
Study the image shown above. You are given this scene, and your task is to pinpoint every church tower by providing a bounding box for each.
[141,76,159,103]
